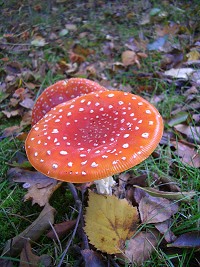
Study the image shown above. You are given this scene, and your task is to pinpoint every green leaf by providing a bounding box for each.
[168,112,189,127]
[149,8,161,16]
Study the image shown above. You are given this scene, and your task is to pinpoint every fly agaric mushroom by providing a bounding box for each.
[25,90,163,184]
[31,78,107,125]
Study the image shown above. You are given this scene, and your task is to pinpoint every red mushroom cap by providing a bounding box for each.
[26,90,163,183]
[31,78,107,125]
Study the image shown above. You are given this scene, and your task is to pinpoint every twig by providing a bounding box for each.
[67,182,79,202]
[49,221,62,252]
[108,255,120,267]
[57,183,82,266]
[0,42,30,46]
[57,198,82,267]
[80,189,89,249]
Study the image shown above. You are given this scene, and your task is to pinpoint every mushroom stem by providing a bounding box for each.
[94,176,116,195]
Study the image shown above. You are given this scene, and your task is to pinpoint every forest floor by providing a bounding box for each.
[0,1,200,266]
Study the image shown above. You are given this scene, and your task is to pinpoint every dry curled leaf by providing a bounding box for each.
[174,124,200,144]
[171,140,200,168]
[2,203,55,257]
[139,194,179,224]
[69,51,86,64]
[186,50,200,61]
[164,68,194,79]
[2,109,21,118]
[0,259,13,267]
[81,249,106,267]
[125,230,159,266]
[2,125,21,138]
[122,50,143,68]
[155,219,176,243]
[46,220,76,240]
[31,36,46,47]
[20,98,35,109]
[168,231,200,248]
[84,191,138,254]
[134,185,196,202]
[20,242,52,267]
[9,168,61,206]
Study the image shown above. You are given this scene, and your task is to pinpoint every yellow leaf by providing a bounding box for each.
[84,191,138,254]
[186,50,200,61]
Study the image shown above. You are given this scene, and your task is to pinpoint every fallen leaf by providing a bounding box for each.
[9,168,61,206]
[190,70,200,85]
[168,112,189,127]
[65,24,77,31]
[20,98,35,109]
[155,219,176,243]
[46,220,76,240]
[171,140,200,168]
[149,8,161,16]
[161,50,184,70]
[156,24,179,37]
[134,185,196,202]
[121,50,141,68]
[0,92,10,103]
[156,175,181,192]
[168,231,200,248]
[2,109,21,118]
[118,83,133,93]
[58,60,78,74]
[81,249,106,267]
[59,29,69,37]
[6,61,22,74]
[25,82,36,90]
[138,194,179,224]
[164,68,194,79]
[174,124,200,143]
[31,36,46,47]
[171,100,200,115]
[0,259,13,267]
[2,125,21,138]
[20,110,32,128]
[72,43,94,57]
[84,191,138,254]
[102,41,115,56]
[69,51,86,64]
[2,203,55,257]
[20,241,52,267]
[147,35,168,51]
[10,97,20,107]
[139,13,150,25]
[187,50,200,61]
[125,230,159,265]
